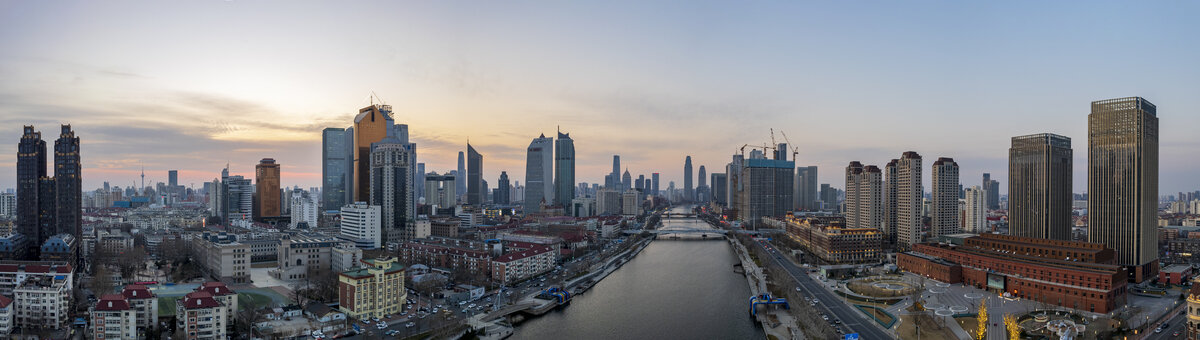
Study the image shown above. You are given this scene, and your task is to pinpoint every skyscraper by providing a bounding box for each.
[555,130,575,207]
[795,166,818,211]
[683,156,693,202]
[982,173,1000,210]
[896,152,923,250]
[697,165,708,202]
[423,172,456,210]
[844,162,862,228]
[734,155,793,229]
[17,126,45,259]
[524,134,554,212]
[54,125,81,255]
[495,171,511,205]
[1088,97,1159,282]
[930,157,959,239]
[1009,133,1072,240]
[370,133,413,244]
[168,170,178,188]
[711,173,727,206]
[353,105,393,203]
[651,173,660,196]
[466,143,483,205]
[457,151,466,201]
[254,158,281,220]
[820,183,836,211]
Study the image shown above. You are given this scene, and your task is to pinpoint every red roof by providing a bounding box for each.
[197,281,235,296]
[181,291,222,309]
[122,285,155,299]
[494,246,555,263]
[95,294,130,311]
[0,295,11,308]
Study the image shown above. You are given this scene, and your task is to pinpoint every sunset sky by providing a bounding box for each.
[2,1,1198,195]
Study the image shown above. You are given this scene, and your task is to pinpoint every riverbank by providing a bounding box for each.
[727,235,804,340]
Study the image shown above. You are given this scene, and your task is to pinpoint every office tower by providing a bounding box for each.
[54,125,81,254]
[795,166,818,211]
[896,152,923,249]
[352,105,393,203]
[289,189,318,229]
[963,186,987,233]
[683,156,693,201]
[652,173,660,196]
[495,172,511,205]
[711,173,727,206]
[416,163,425,203]
[17,126,46,258]
[635,175,645,192]
[254,158,281,220]
[883,160,899,243]
[457,151,466,200]
[773,143,789,161]
[734,154,794,228]
[726,154,744,209]
[221,170,253,223]
[524,134,554,212]
[466,143,483,205]
[622,170,632,193]
[697,165,708,202]
[423,172,456,210]
[982,173,1000,210]
[0,193,14,218]
[1009,133,1072,240]
[370,133,413,244]
[819,183,835,210]
[555,130,575,206]
[168,170,178,188]
[930,157,959,238]
[1088,97,1159,282]
[612,156,621,182]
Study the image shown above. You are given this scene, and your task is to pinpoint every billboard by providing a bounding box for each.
[987,273,1005,290]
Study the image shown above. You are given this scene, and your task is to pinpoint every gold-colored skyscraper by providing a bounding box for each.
[255,158,281,219]
[1008,133,1072,240]
[353,105,393,203]
[1088,97,1158,282]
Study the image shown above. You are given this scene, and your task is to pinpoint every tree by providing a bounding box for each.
[89,264,116,295]
[235,304,266,337]
[1004,313,1020,340]
[976,298,988,340]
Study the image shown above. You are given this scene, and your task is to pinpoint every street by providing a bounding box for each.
[749,240,894,340]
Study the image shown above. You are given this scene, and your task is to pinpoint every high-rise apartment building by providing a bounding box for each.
[423,173,456,210]
[1009,133,1072,240]
[254,158,281,220]
[896,152,923,250]
[683,156,693,202]
[353,105,393,203]
[555,130,575,206]
[844,162,862,228]
[735,156,794,229]
[845,163,883,230]
[930,157,959,239]
[982,173,1000,210]
[883,160,899,244]
[370,135,413,245]
[340,202,382,249]
[322,127,350,212]
[963,186,987,233]
[54,125,81,259]
[524,135,553,212]
[17,126,46,259]
[1088,97,1159,282]
[466,143,483,205]
[712,173,727,206]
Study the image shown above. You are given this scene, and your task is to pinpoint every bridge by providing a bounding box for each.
[661,212,698,218]
[623,228,728,236]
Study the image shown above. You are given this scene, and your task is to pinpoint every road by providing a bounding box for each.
[750,240,894,340]
[1146,311,1185,340]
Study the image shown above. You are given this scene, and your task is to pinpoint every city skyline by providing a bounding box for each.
[3,2,1200,195]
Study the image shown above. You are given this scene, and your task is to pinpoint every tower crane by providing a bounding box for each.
[779,130,799,161]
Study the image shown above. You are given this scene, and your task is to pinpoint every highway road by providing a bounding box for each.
[1146,311,1185,340]
[750,239,894,340]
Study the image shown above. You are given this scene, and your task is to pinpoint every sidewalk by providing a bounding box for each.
[728,237,804,340]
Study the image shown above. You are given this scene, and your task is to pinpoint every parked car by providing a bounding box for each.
[406,322,415,328]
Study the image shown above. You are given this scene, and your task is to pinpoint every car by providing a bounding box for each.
[377,322,387,329]
[458,301,467,306]
[362,319,372,324]
[406,322,415,328]
[372,317,380,322]
[795,287,802,292]
[468,304,476,308]
[821,315,829,321]
[1155,327,1162,333]
[1175,331,1182,337]
[1163,323,1170,328]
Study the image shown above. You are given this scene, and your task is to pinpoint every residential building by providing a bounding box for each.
[191,233,250,283]
[0,295,11,337]
[983,173,1000,210]
[1088,97,1159,282]
[194,281,238,325]
[622,192,639,216]
[14,274,70,329]
[883,160,899,244]
[289,189,318,228]
[711,173,727,206]
[175,291,228,340]
[491,246,556,284]
[339,202,381,249]
[331,244,363,273]
[0,261,73,297]
[0,193,15,219]
[1009,133,1072,240]
[423,173,456,210]
[963,186,987,233]
[338,258,406,320]
[371,132,414,245]
[795,166,818,211]
[896,152,923,249]
[54,125,81,262]
[397,241,491,278]
[596,189,621,215]
[930,157,960,238]
[734,155,795,229]
[844,162,882,229]
[92,294,136,340]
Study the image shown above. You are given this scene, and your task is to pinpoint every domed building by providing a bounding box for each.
[1187,283,1200,340]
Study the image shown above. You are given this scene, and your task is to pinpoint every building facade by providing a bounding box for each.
[254,158,281,220]
[339,203,381,249]
[930,157,960,238]
[555,131,575,207]
[321,127,350,212]
[370,135,413,244]
[895,152,923,249]
[1088,97,1159,282]
[338,258,406,320]
[524,135,554,212]
[767,216,882,264]
[1009,133,1072,240]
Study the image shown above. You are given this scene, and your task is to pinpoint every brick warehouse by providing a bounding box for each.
[899,234,1127,313]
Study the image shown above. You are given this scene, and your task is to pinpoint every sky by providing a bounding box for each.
[1,1,1198,196]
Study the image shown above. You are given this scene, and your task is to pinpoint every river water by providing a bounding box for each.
[511,207,765,340]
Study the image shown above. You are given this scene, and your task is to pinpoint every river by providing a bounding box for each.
[510,207,765,340]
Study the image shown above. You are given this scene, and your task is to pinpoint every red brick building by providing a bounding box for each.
[900,234,1127,313]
